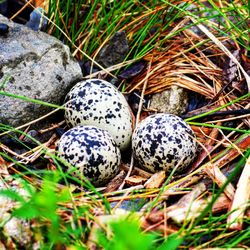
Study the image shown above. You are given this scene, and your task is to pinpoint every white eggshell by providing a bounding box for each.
[132,113,197,173]
[56,125,121,186]
[64,79,133,150]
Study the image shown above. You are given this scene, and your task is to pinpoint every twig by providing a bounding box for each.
[204,163,235,200]
[39,120,65,134]
[118,56,153,190]
[190,122,245,172]
[206,113,250,124]
[0,143,30,161]
[166,183,206,223]
[0,107,62,137]
[166,191,231,224]
[10,0,33,20]
[181,109,250,120]
[227,155,250,230]
[84,58,141,80]
[214,134,250,169]
[141,218,178,235]
[171,175,203,191]
[104,170,127,193]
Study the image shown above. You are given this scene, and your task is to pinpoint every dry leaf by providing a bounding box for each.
[144,171,166,189]
[125,175,147,186]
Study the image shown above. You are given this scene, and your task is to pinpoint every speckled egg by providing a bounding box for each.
[132,113,197,173]
[56,125,121,186]
[64,79,133,151]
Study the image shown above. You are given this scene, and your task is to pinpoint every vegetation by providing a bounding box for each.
[0,0,249,249]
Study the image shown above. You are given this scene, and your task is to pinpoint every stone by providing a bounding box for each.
[3,217,32,247]
[149,85,188,116]
[96,31,129,68]
[0,14,82,129]
[26,7,47,31]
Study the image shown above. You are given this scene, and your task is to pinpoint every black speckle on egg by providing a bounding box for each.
[56,125,121,186]
[132,113,197,174]
[64,79,132,150]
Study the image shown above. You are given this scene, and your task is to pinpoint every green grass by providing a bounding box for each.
[46,0,250,61]
[46,1,193,61]
[0,0,250,249]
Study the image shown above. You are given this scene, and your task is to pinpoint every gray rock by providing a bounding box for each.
[96,31,129,68]
[149,85,188,116]
[0,14,82,129]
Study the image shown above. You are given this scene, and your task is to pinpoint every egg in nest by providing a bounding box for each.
[64,79,133,151]
[56,125,121,186]
[132,113,197,174]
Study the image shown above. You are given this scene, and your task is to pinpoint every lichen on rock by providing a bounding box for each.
[149,85,188,116]
[0,14,82,129]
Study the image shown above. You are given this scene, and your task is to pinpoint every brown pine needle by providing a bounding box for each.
[190,17,250,92]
